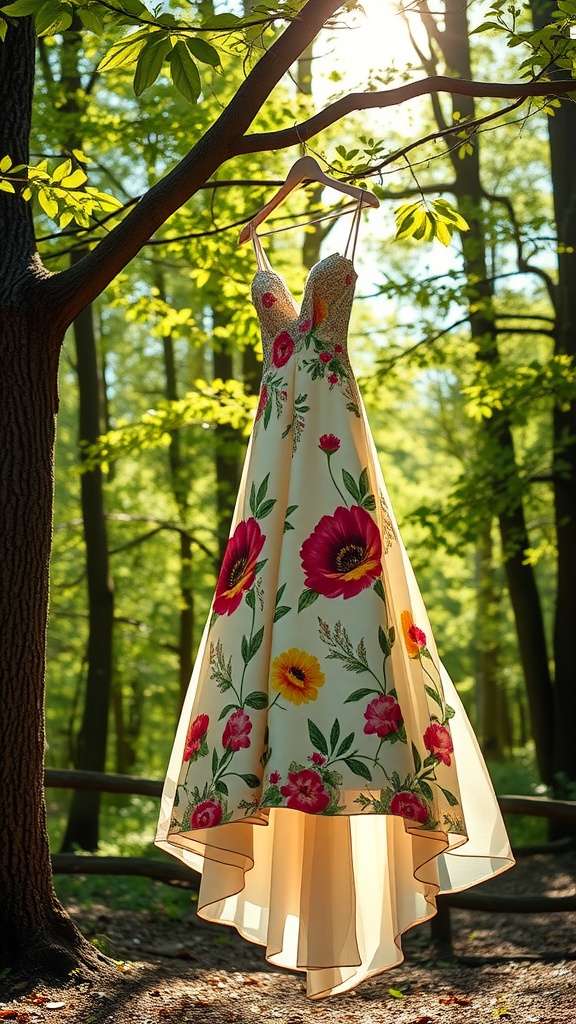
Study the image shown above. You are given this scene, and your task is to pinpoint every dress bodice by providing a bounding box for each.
[251,254,357,375]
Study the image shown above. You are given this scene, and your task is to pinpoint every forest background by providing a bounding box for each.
[3,0,575,877]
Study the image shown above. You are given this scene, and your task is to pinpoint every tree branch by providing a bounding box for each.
[39,0,343,326]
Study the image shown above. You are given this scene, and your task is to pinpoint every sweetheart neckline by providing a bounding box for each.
[252,252,356,317]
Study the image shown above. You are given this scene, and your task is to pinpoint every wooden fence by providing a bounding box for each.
[45,768,576,944]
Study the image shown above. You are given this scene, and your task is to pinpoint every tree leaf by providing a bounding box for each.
[308,719,328,756]
[97,31,148,72]
[60,169,88,189]
[35,0,72,36]
[37,189,58,219]
[2,0,44,15]
[133,34,172,97]
[0,155,12,172]
[0,180,15,193]
[186,36,221,67]
[169,40,201,104]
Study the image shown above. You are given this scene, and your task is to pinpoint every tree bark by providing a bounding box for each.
[417,0,554,781]
[531,0,576,793]
[61,257,114,852]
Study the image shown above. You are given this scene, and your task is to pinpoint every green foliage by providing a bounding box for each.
[472,0,576,78]
[0,152,122,227]
[394,198,470,247]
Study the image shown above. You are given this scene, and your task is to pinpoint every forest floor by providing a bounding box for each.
[1,851,575,1024]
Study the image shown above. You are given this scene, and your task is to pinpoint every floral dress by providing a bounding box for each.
[156,227,513,999]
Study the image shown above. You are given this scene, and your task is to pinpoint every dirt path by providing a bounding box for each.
[2,852,575,1023]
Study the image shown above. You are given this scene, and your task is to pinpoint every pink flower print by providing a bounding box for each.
[327,373,338,385]
[300,504,382,600]
[319,351,332,364]
[310,752,326,766]
[280,389,287,401]
[389,790,428,824]
[214,518,265,616]
[424,723,454,766]
[272,331,294,368]
[183,714,209,762]
[318,433,341,454]
[255,385,268,422]
[262,292,277,308]
[334,344,343,354]
[222,708,253,752]
[299,317,312,333]
[269,770,281,785]
[280,768,330,813]
[363,694,403,738]
[191,799,223,829]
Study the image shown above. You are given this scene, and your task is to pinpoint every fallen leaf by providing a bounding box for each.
[0,1012,18,1020]
[389,988,404,998]
[439,993,472,1006]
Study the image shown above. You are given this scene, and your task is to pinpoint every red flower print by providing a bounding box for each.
[280,768,330,813]
[318,433,341,454]
[313,295,328,326]
[183,714,209,761]
[222,708,253,752]
[272,331,294,368]
[191,799,223,829]
[390,790,428,824]
[262,292,277,308]
[334,344,343,354]
[401,610,427,658]
[319,351,332,364]
[327,373,338,385]
[214,518,265,616]
[300,505,382,599]
[310,752,326,766]
[424,723,454,766]
[363,694,403,737]
[255,385,268,422]
[269,770,281,785]
[299,317,312,333]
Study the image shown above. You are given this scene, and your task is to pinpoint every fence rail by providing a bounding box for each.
[45,768,576,942]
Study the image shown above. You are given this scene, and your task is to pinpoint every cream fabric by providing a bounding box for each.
[156,239,514,998]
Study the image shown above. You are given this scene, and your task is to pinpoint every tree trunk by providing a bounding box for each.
[531,0,576,793]
[61,271,114,852]
[474,525,504,759]
[418,0,554,781]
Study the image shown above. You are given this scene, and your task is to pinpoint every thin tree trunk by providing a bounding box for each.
[61,271,114,852]
[475,525,504,759]
[417,0,554,781]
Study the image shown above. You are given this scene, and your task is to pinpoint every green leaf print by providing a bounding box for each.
[358,468,370,500]
[256,499,276,520]
[344,687,378,703]
[215,779,228,796]
[274,605,291,622]
[378,625,391,657]
[240,774,261,789]
[212,748,218,775]
[424,684,443,711]
[308,719,329,756]
[329,719,341,752]
[336,732,355,757]
[245,588,256,610]
[344,758,372,782]
[439,786,460,807]
[283,504,298,534]
[298,588,320,613]
[445,704,456,720]
[419,780,434,801]
[373,578,386,602]
[362,494,377,511]
[242,626,264,664]
[256,474,269,508]
[244,691,268,710]
[250,473,276,520]
[412,742,422,774]
[342,469,360,503]
[218,703,238,721]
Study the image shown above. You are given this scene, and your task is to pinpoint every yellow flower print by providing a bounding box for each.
[270,648,325,705]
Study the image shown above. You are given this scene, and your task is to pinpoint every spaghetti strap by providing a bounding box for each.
[250,224,274,273]
[343,194,364,264]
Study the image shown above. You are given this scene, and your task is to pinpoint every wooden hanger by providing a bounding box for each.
[238,156,379,245]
